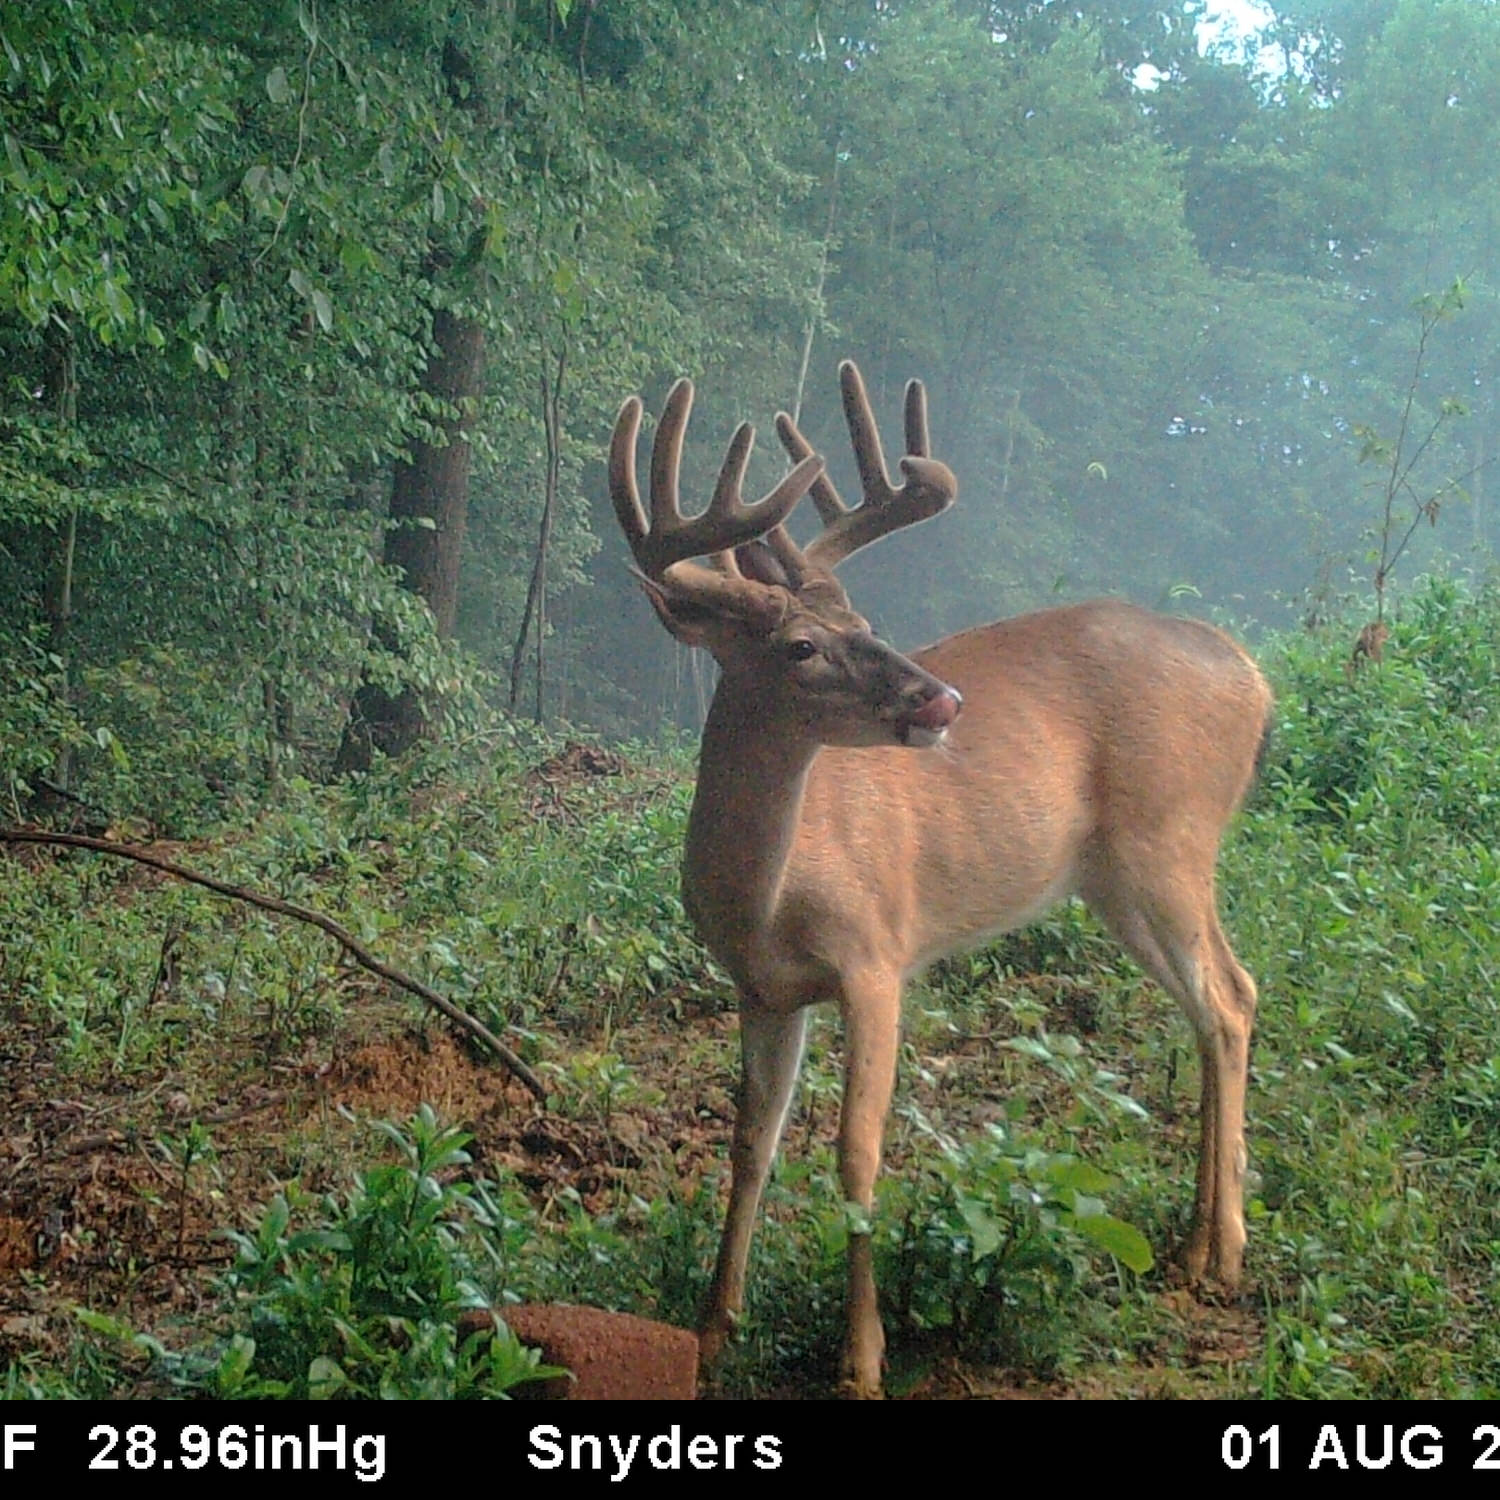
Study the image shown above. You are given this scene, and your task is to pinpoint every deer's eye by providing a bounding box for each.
[787,639,818,662]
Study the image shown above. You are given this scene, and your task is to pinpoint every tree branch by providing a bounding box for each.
[0,828,548,1104]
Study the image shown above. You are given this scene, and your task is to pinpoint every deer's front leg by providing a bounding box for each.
[837,968,902,1399]
[699,1004,808,1374]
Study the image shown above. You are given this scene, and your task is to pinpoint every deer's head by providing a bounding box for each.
[611,362,963,748]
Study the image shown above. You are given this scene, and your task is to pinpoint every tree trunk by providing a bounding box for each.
[1473,425,1486,555]
[335,305,485,772]
[44,323,79,790]
[336,26,494,776]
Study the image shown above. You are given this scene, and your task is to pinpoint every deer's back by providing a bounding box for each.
[784,601,1272,977]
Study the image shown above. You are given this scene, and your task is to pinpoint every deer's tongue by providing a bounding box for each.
[909,689,961,733]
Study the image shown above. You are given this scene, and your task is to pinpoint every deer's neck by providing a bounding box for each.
[684,682,817,975]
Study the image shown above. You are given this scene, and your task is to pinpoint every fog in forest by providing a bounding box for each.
[3,0,1496,786]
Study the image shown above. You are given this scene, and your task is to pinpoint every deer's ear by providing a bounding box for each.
[733,539,795,591]
[638,574,720,650]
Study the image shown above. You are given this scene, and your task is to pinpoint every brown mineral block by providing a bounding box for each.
[500,1304,699,1400]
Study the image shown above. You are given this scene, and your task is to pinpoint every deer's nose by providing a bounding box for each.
[909,686,962,732]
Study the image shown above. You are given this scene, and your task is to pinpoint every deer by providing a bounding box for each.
[608,360,1273,1399]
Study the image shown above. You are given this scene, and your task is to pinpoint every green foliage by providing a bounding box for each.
[0,622,76,806]
[1269,575,1500,842]
[6,0,1500,765]
[879,1122,1150,1374]
[189,1107,564,1399]
[1218,575,1500,1398]
[9,577,1500,1399]
[0,727,704,1081]
[796,8,1216,641]
[0,1,235,343]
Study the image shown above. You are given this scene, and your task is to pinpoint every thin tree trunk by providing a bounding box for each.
[266,309,317,782]
[44,324,79,790]
[509,345,567,721]
[790,150,840,429]
[1474,426,1486,554]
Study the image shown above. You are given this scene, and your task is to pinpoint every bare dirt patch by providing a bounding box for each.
[0,966,729,1390]
[500,1304,699,1400]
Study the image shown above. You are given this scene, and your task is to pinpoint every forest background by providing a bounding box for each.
[5,0,1495,811]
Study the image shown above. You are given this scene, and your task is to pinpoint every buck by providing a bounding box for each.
[609,361,1273,1398]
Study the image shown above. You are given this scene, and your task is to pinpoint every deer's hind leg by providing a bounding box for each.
[1082,853,1257,1288]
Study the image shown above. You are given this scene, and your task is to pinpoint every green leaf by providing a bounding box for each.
[311,287,332,333]
[956,1194,1002,1259]
[1381,992,1418,1023]
[216,1334,256,1394]
[842,1200,872,1237]
[266,67,291,105]
[307,1356,347,1399]
[73,1307,133,1339]
[1044,1159,1113,1196]
[1005,1035,1054,1062]
[1097,1088,1150,1121]
[1072,1212,1153,1273]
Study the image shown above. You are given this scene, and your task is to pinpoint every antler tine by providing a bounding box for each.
[775,359,957,572]
[904,375,931,458]
[647,377,695,557]
[774,408,850,530]
[718,433,827,558]
[613,377,825,580]
[609,395,650,556]
[839,359,897,512]
[708,421,756,525]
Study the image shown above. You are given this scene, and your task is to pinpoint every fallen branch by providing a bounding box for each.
[199,1088,293,1128]
[0,828,548,1104]
[63,1130,129,1157]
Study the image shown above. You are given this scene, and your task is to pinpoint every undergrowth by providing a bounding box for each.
[4,574,1500,1399]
